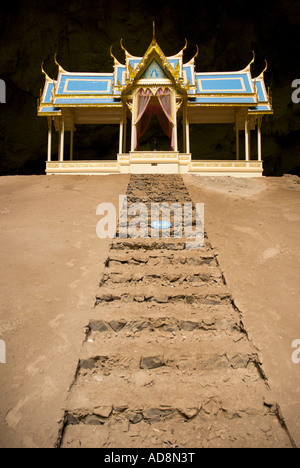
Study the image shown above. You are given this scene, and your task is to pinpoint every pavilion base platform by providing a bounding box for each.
[46,154,263,177]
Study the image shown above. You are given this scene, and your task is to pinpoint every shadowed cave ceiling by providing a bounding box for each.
[0,0,300,176]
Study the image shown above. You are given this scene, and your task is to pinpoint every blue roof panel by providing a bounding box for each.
[254,80,267,102]
[57,74,113,95]
[115,66,126,86]
[196,73,253,94]
[38,106,61,114]
[183,65,194,86]
[43,82,54,104]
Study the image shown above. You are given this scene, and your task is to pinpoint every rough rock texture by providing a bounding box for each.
[0,0,300,175]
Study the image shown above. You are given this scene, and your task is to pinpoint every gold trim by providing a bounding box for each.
[52,103,123,108]
[120,38,187,96]
[55,93,117,99]
[187,103,255,107]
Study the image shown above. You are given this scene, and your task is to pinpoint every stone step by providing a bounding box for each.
[111,238,210,251]
[106,250,217,267]
[95,285,231,306]
[87,303,241,335]
[60,413,291,448]
[65,367,268,419]
[78,333,257,373]
[101,265,223,287]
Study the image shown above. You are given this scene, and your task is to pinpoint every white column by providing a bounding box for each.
[47,117,52,162]
[119,116,124,154]
[257,117,262,161]
[244,115,249,161]
[59,117,65,162]
[186,111,190,154]
[235,112,239,160]
[123,104,127,154]
[70,127,74,161]
[172,89,178,152]
[70,112,74,161]
[183,108,186,153]
[248,121,251,161]
[131,91,136,152]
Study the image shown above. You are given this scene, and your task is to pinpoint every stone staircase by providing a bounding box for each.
[58,175,293,448]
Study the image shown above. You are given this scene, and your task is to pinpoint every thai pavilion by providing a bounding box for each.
[37,27,272,177]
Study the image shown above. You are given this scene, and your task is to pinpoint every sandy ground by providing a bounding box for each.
[0,173,299,448]
[0,175,130,448]
[185,174,300,447]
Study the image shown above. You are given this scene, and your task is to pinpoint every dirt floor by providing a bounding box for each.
[0,173,299,448]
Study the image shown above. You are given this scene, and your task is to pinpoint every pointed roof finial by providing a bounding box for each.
[242,50,256,72]
[41,61,53,81]
[110,45,116,60]
[153,20,156,42]
[54,53,67,73]
[250,50,255,67]
[120,38,126,52]
[54,52,59,68]
[193,44,199,60]
[262,59,268,75]
[256,59,268,80]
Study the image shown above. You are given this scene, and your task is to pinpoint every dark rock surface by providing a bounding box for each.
[0,0,300,175]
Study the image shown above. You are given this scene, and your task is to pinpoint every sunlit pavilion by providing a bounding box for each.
[38,26,272,177]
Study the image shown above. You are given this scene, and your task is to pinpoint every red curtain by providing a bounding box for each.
[156,88,174,149]
[136,106,173,150]
[135,87,174,150]
[134,88,152,150]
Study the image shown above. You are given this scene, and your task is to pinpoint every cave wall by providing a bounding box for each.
[0,0,300,175]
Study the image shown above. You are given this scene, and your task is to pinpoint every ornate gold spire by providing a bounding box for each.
[152,21,156,43]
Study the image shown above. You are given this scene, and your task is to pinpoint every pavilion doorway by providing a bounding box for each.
[134,88,175,152]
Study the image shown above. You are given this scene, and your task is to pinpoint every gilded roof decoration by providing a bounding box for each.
[38,31,272,115]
